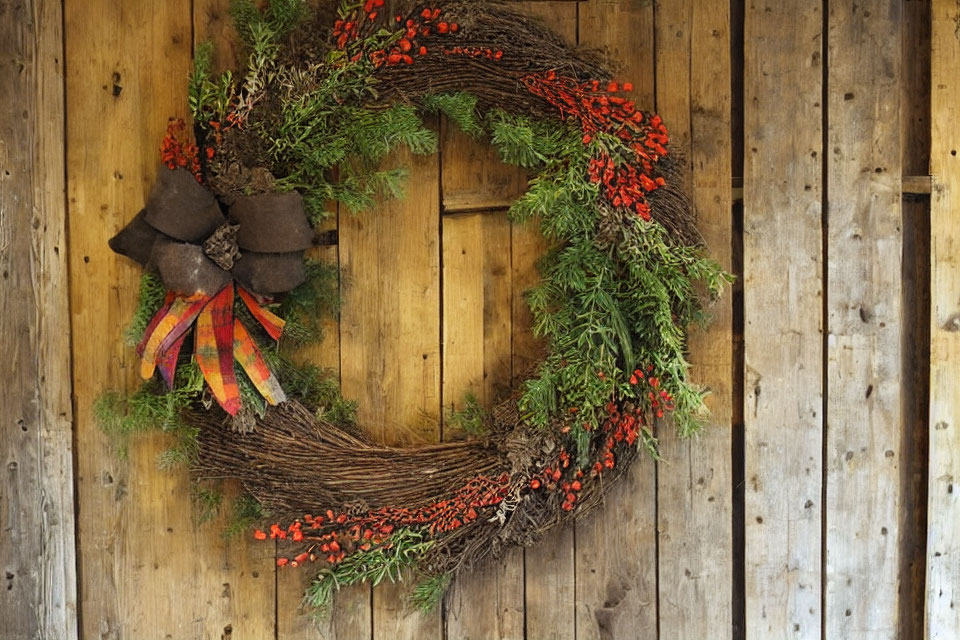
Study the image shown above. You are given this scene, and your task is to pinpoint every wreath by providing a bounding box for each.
[97,0,729,614]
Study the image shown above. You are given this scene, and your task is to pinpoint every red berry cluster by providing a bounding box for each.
[332,0,384,50]
[256,473,510,569]
[160,118,201,180]
[259,510,398,568]
[528,448,585,512]
[443,45,502,60]
[521,71,670,220]
[358,6,460,67]
[630,365,674,418]
[587,153,664,221]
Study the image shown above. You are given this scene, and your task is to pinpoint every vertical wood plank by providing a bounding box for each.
[66,2,275,637]
[339,144,441,639]
[0,1,77,638]
[512,5,580,639]
[825,1,902,637]
[743,0,823,637]
[441,211,524,640]
[926,1,960,636]
[654,1,734,638]
[573,2,658,638]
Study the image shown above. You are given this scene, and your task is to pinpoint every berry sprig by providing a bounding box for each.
[160,118,202,180]
[371,6,461,67]
[255,473,510,569]
[528,447,586,512]
[521,71,670,220]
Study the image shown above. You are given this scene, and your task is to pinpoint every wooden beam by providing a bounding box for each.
[926,1,960,637]
[0,1,77,638]
[743,1,824,637]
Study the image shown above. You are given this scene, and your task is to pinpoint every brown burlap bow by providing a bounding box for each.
[108,168,316,416]
[109,168,315,295]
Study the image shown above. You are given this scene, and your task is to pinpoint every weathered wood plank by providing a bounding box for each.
[926,2,960,637]
[478,5,582,639]
[0,1,76,638]
[825,2,903,637]
[338,143,441,639]
[742,0,823,637]
[654,1,734,638]
[65,1,275,637]
[510,216,569,640]
[573,2,658,638]
[441,210,524,640]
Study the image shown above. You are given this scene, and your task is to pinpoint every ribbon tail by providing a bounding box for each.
[136,291,176,358]
[139,293,208,380]
[195,285,241,415]
[233,319,286,406]
[237,286,285,340]
[156,330,188,389]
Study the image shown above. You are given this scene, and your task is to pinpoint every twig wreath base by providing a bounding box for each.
[98,0,729,614]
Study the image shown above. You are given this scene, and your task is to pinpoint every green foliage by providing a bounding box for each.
[188,41,235,126]
[123,272,166,346]
[410,572,451,612]
[421,92,483,138]
[230,0,307,47]
[94,360,205,460]
[192,484,224,525]
[478,109,731,459]
[261,350,357,426]
[447,394,489,437]
[272,98,437,220]
[486,109,574,170]
[223,493,268,539]
[277,260,340,346]
[304,528,435,616]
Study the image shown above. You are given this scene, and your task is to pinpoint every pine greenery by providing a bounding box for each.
[447,394,489,437]
[410,572,452,612]
[123,272,166,346]
[222,493,269,539]
[304,528,435,616]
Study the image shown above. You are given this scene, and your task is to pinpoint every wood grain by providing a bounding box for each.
[926,1,960,637]
[654,1,734,638]
[825,2,903,637]
[65,1,275,638]
[0,1,76,638]
[441,210,524,640]
[573,1,658,638]
[339,142,442,639]
[742,0,824,637]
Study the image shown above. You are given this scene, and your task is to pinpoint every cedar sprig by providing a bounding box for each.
[410,572,452,612]
[303,528,435,616]
[123,272,167,346]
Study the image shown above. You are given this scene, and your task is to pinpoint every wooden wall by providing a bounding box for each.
[2,0,959,638]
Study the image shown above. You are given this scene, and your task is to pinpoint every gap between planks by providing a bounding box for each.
[442,176,933,217]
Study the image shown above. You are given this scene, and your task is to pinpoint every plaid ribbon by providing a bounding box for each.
[194,285,241,415]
